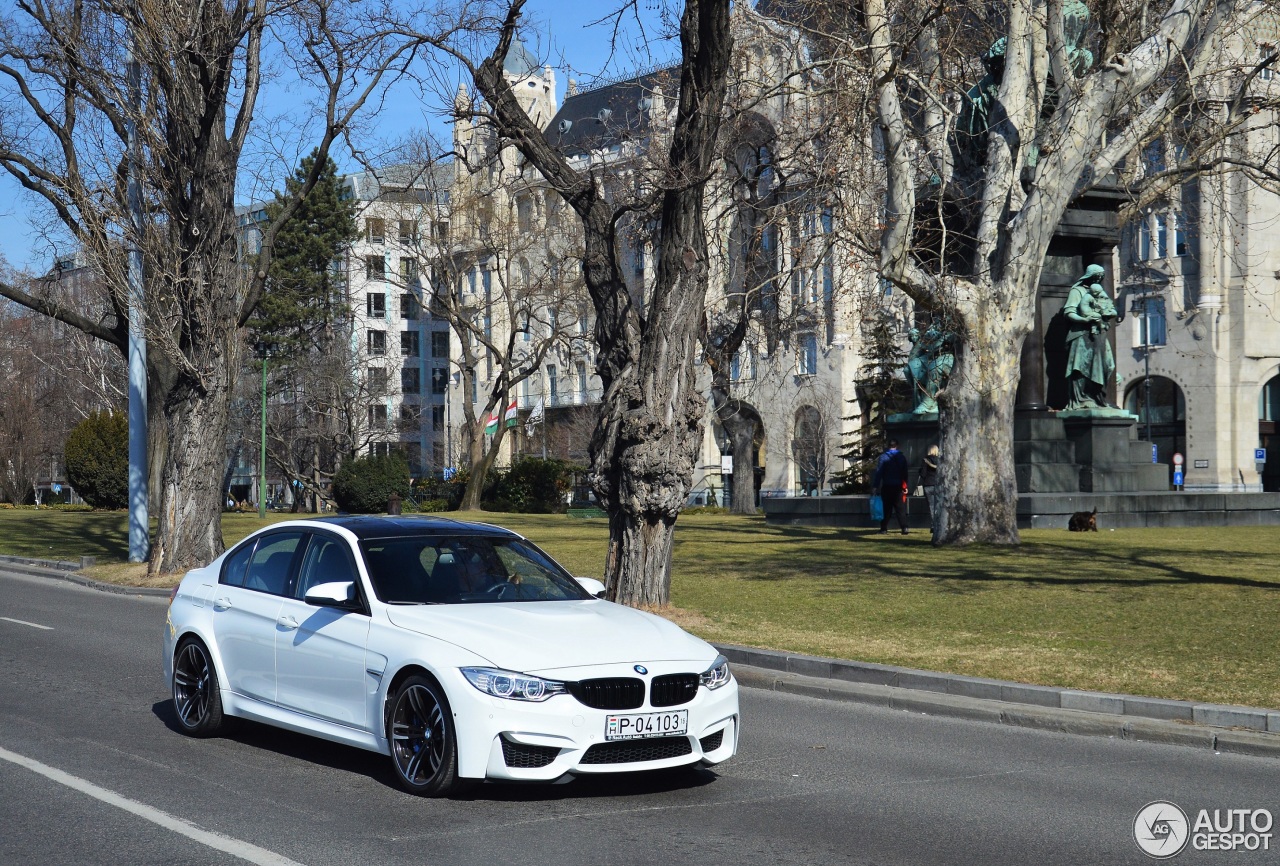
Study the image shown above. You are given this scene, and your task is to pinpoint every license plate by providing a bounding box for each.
[605,709,688,741]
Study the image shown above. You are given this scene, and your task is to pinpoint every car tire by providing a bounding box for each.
[387,675,467,797]
[171,638,225,737]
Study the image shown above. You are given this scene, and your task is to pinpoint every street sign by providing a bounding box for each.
[1256,448,1267,462]
[1194,459,1209,469]
[1173,469,1184,488]
[442,466,456,481]
[1172,453,1183,466]
[721,455,733,474]
[51,483,62,495]
[1151,444,1158,463]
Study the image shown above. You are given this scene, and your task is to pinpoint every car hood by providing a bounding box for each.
[384,600,715,674]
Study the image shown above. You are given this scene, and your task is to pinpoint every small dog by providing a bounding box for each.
[1068,507,1098,532]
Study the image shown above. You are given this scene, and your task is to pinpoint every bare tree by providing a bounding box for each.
[390,139,589,510]
[812,0,1280,542]
[0,304,73,504]
[0,0,423,569]
[413,0,734,604]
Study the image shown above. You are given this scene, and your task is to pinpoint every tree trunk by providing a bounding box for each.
[934,303,1025,545]
[594,284,707,604]
[149,377,232,573]
[608,510,677,607]
[311,449,321,513]
[709,384,758,515]
[728,420,756,514]
[459,422,506,510]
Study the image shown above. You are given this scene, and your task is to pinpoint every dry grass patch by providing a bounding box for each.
[81,562,172,588]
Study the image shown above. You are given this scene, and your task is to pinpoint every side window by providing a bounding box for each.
[221,540,255,587]
[243,532,305,596]
[295,534,360,600]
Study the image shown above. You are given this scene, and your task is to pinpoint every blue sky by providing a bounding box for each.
[0,0,677,272]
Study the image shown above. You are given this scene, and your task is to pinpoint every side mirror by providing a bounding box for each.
[304,580,358,609]
[575,577,606,599]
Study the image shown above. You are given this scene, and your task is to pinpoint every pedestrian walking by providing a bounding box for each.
[918,444,940,538]
[872,439,910,534]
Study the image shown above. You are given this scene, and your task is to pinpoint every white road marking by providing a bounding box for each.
[0,616,53,630]
[0,745,307,866]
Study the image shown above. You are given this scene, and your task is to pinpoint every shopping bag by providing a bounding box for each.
[869,495,884,522]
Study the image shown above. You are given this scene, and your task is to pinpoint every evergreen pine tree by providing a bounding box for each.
[247,150,358,353]
[832,312,909,492]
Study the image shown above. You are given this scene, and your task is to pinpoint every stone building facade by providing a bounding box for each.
[1112,30,1280,493]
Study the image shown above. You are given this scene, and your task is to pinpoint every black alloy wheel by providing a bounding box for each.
[172,639,224,737]
[388,675,464,796]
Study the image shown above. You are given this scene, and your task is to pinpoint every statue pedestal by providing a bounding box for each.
[1060,412,1168,492]
[1014,410,1082,493]
[885,414,940,474]
[888,411,1167,494]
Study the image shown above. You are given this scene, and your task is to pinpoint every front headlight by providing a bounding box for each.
[700,654,731,690]
[460,667,568,702]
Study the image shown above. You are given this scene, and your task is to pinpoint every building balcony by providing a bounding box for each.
[517,389,602,410]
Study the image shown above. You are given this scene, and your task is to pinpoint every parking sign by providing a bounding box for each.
[1256,448,1267,462]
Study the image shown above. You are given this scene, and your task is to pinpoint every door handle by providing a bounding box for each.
[276,615,298,630]
[213,597,231,610]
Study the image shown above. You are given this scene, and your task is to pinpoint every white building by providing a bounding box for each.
[1113,24,1280,492]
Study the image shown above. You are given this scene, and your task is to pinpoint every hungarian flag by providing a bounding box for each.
[504,398,518,428]
[484,408,499,435]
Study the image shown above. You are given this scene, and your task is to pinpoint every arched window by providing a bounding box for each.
[792,406,827,496]
[1259,375,1280,491]
[1124,376,1185,473]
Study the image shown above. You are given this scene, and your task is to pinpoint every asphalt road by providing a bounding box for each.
[2,569,1277,866]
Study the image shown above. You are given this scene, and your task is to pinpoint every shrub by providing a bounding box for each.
[331,453,412,514]
[411,474,465,511]
[483,458,577,513]
[64,411,129,509]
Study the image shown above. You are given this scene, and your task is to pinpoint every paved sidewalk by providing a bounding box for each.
[717,643,1280,759]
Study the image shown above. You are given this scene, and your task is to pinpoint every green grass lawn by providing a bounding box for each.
[3,508,1277,709]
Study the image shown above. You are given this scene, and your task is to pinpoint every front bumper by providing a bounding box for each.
[445,664,740,781]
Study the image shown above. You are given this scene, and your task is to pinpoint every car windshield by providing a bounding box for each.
[359,535,590,605]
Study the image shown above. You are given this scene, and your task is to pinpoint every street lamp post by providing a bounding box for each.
[257,343,268,519]
[125,17,148,563]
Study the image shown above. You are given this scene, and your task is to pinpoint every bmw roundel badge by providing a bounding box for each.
[634,664,648,675]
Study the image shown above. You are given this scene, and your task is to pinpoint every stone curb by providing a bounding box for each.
[731,665,1280,756]
[0,559,172,598]
[716,643,1280,738]
[0,553,83,572]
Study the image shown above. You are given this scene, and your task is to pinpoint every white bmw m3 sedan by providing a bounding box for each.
[162,516,739,796]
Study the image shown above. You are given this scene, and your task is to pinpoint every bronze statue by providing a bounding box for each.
[1062,264,1118,410]
[954,1,1094,178]
[905,323,955,414]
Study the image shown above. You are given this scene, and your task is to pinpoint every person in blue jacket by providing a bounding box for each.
[872,439,910,534]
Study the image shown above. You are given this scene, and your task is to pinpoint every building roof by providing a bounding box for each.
[543,66,679,157]
[344,162,452,203]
